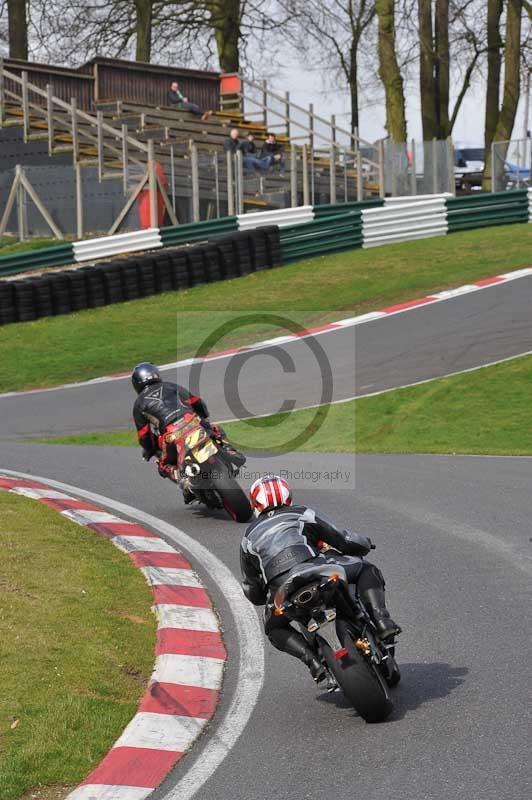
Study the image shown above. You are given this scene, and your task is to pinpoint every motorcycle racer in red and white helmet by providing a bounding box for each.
[240,475,401,684]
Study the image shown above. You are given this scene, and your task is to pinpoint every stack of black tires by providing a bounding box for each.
[0,227,282,326]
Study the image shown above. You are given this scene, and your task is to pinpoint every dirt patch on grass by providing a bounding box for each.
[20,786,75,800]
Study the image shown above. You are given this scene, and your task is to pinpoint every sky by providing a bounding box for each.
[267,50,531,156]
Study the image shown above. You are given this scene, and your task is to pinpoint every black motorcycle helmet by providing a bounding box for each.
[131,362,162,394]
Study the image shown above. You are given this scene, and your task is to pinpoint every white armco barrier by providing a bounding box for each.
[237,206,314,230]
[384,192,453,206]
[73,228,162,262]
[362,196,448,248]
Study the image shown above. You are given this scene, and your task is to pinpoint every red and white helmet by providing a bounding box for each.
[250,474,292,514]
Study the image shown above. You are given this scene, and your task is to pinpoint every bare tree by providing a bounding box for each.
[376,0,408,142]
[279,1,376,136]
[483,0,524,186]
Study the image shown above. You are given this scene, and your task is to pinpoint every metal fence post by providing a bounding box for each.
[432,137,438,193]
[22,71,29,142]
[121,124,129,196]
[97,110,104,182]
[446,137,455,195]
[71,97,79,164]
[290,144,297,207]
[148,140,158,227]
[378,140,385,198]
[285,91,291,139]
[302,144,310,206]
[46,84,54,156]
[343,149,348,201]
[16,166,25,241]
[491,142,496,192]
[226,149,235,216]
[410,138,417,195]
[331,114,336,144]
[262,79,268,128]
[190,142,200,222]
[329,145,336,204]
[214,152,220,218]
[75,162,84,239]
[357,150,363,201]
[309,103,314,152]
[235,149,244,215]
[0,57,5,125]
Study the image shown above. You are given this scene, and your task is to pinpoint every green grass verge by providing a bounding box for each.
[0,491,157,800]
[1,224,530,393]
[0,236,66,257]
[41,354,532,456]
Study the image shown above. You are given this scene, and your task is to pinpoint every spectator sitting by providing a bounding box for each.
[167,81,210,121]
[240,132,269,172]
[224,129,268,173]
[261,132,285,173]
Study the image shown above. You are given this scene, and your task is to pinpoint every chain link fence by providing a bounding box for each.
[492,138,532,193]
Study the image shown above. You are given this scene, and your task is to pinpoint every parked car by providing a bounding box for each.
[454,143,484,192]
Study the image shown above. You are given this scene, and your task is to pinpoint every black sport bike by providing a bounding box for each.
[272,563,400,722]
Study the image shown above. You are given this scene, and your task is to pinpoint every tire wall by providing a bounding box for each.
[0,227,281,326]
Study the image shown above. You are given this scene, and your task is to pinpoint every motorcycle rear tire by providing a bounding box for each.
[210,459,252,523]
[321,619,393,723]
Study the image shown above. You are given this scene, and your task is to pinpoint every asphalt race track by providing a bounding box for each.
[2,443,531,800]
[2,274,532,439]
[2,276,532,799]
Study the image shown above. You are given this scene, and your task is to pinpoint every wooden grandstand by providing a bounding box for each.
[0,56,383,230]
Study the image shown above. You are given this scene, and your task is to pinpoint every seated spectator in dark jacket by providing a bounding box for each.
[224,130,268,173]
[261,133,285,173]
[240,132,269,172]
[167,81,209,120]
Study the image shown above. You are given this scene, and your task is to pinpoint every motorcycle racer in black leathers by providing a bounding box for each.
[240,475,401,684]
[132,362,245,501]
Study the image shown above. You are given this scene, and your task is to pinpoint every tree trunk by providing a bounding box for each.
[418,0,437,141]
[483,0,504,188]
[135,0,153,62]
[207,0,240,73]
[484,0,522,190]
[375,0,407,143]
[349,42,359,135]
[7,0,28,60]
[435,0,450,138]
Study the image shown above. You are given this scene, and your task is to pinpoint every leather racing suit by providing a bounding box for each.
[240,504,400,679]
[133,381,211,478]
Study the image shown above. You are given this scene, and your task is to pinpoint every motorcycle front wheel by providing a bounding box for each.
[320,619,393,723]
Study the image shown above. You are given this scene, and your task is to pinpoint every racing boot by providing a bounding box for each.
[177,474,196,504]
[211,425,246,467]
[277,630,327,683]
[360,587,402,641]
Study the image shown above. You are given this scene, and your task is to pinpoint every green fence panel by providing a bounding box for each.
[0,244,74,277]
[313,199,384,217]
[446,189,528,208]
[160,216,238,246]
[449,215,529,233]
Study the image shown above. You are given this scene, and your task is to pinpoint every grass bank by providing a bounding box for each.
[0,491,157,800]
[1,224,530,393]
[40,353,532,457]
[0,236,65,257]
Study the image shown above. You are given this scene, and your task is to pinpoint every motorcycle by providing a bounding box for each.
[159,411,252,523]
[272,562,400,722]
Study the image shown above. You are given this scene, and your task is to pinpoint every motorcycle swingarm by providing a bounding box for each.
[311,613,345,658]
